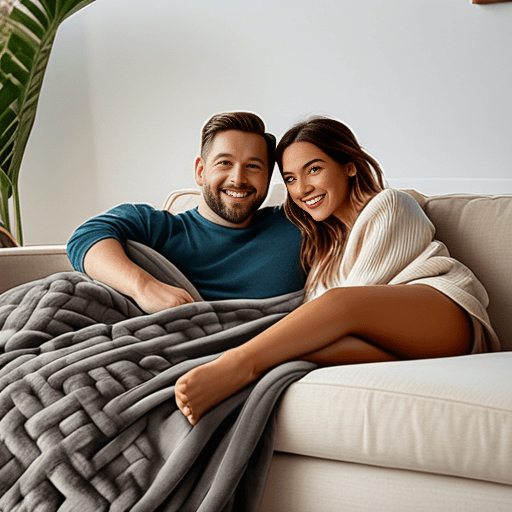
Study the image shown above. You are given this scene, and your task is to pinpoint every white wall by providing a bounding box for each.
[18,0,512,245]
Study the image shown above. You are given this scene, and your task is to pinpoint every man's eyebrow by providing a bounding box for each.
[212,153,233,160]
[212,153,266,165]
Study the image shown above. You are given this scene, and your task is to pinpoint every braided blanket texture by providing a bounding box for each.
[0,244,313,511]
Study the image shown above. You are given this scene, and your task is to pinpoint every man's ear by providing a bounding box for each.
[194,156,204,186]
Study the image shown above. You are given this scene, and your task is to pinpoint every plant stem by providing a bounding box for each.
[12,183,22,245]
[0,201,11,233]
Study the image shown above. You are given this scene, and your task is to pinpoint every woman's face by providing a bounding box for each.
[281,141,356,224]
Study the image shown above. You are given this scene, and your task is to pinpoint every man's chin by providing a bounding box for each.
[203,187,265,225]
[218,204,257,225]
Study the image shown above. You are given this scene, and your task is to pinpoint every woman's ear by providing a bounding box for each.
[346,163,357,177]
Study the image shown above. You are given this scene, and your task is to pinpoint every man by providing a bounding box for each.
[67,112,305,313]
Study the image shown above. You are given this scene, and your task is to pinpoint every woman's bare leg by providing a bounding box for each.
[300,335,399,365]
[175,284,472,424]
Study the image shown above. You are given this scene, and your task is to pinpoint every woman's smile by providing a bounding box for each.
[303,194,326,208]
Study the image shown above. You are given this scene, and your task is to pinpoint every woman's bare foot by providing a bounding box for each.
[175,348,258,425]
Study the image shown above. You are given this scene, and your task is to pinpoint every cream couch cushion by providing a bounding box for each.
[0,245,72,294]
[259,453,512,512]
[274,352,512,486]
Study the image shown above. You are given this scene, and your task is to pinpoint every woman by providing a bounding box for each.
[175,116,500,425]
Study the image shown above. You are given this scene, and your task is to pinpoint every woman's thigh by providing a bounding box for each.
[330,284,473,359]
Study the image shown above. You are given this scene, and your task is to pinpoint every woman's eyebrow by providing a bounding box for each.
[302,158,325,170]
[283,158,325,176]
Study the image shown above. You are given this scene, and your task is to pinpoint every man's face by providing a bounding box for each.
[195,130,270,228]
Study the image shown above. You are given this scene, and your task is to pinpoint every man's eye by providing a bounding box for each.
[218,161,231,166]
[247,164,262,169]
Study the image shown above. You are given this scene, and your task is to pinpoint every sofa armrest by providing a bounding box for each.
[0,245,74,294]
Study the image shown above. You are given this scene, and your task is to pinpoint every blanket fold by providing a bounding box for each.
[0,244,313,511]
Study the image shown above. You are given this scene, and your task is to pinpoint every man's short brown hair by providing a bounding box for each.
[200,112,276,175]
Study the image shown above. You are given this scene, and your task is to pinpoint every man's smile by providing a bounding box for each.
[223,189,251,199]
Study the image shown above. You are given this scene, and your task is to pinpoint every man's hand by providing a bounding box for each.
[133,280,195,314]
[83,238,195,314]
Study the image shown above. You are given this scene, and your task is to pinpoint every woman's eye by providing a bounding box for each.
[309,166,321,174]
[284,176,295,184]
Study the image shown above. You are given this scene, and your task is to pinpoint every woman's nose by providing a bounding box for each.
[296,179,313,198]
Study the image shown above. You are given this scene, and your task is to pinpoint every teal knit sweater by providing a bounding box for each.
[67,203,305,301]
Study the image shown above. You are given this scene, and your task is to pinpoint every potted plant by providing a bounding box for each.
[0,0,96,247]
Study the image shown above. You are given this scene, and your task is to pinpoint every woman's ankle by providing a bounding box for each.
[221,346,259,385]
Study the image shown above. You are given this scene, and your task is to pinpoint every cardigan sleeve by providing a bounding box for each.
[340,189,436,287]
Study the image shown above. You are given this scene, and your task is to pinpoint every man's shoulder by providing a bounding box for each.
[250,206,300,239]
[107,202,160,216]
[120,202,199,220]
[253,205,288,223]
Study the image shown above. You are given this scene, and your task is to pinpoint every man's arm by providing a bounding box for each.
[84,238,194,314]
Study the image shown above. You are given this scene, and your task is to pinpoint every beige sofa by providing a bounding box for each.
[1,186,511,512]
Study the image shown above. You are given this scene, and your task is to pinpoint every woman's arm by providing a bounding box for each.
[342,189,435,287]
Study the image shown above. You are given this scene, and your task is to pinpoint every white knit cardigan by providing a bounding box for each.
[307,188,500,354]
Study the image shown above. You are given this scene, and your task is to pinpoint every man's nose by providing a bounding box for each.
[229,165,247,186]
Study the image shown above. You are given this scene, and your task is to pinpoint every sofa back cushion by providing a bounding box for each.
[406,190,512,352]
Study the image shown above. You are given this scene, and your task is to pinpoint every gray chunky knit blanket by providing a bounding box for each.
[0,242,314,511]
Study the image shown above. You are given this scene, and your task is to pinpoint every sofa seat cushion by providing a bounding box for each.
[274,352,512,485]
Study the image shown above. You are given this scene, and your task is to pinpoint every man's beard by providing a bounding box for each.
[202,183,266,225]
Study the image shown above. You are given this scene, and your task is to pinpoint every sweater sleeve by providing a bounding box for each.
[341,189,436,286]
[66,203,165,272]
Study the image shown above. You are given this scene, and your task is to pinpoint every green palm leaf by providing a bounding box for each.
[0,0,96,245]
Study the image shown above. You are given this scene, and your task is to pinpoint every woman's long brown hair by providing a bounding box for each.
[276,117,387,299]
